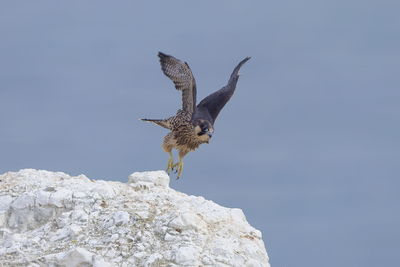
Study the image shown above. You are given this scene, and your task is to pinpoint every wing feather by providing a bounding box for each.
[158,52,197,114]
[194,57,250,125]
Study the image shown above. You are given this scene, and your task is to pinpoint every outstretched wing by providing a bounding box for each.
[194,57,250,125]
[158,52,197,114]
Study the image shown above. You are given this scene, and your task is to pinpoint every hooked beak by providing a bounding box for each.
[200,129,213,138]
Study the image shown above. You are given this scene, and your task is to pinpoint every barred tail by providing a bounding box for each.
[140,118,171,129]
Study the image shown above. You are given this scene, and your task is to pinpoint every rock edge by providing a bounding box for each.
[0,169,270,267]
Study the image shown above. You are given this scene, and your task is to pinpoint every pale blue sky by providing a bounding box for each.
[1,1,399,266]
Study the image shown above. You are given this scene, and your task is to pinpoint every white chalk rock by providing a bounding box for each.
[0,169,270,267]
[128,170,170,188]
[45,247,112,267]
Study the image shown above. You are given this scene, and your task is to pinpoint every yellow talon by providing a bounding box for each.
[166,152,174,174]
[173,160,184,179]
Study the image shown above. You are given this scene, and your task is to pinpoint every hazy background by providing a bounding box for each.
[1,1,399,266]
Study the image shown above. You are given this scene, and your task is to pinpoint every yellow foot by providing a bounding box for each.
[172,161,184,179]
[166,153,174,174]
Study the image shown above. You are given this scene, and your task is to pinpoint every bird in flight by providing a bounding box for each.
[141,52,250,178]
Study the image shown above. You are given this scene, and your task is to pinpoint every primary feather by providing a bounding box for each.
[158,52,197,114]
[194,57,251,124]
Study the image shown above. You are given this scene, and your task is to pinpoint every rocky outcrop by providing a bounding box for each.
[0,169,270,267]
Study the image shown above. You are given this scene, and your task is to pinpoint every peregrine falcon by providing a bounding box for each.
[141,52,250,178]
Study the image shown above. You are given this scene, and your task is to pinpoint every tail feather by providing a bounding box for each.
[140,118,171,129]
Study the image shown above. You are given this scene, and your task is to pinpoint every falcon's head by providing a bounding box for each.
[193,119,214,143]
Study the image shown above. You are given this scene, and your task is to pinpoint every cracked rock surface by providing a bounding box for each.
[0,169,270,267]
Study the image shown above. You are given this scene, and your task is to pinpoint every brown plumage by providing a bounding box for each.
[141,52,250,178]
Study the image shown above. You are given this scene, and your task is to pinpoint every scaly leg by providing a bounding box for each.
[166,151,174,174]
[173,159,184,179]
[173,150,188,179]
[162,134,175,175]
